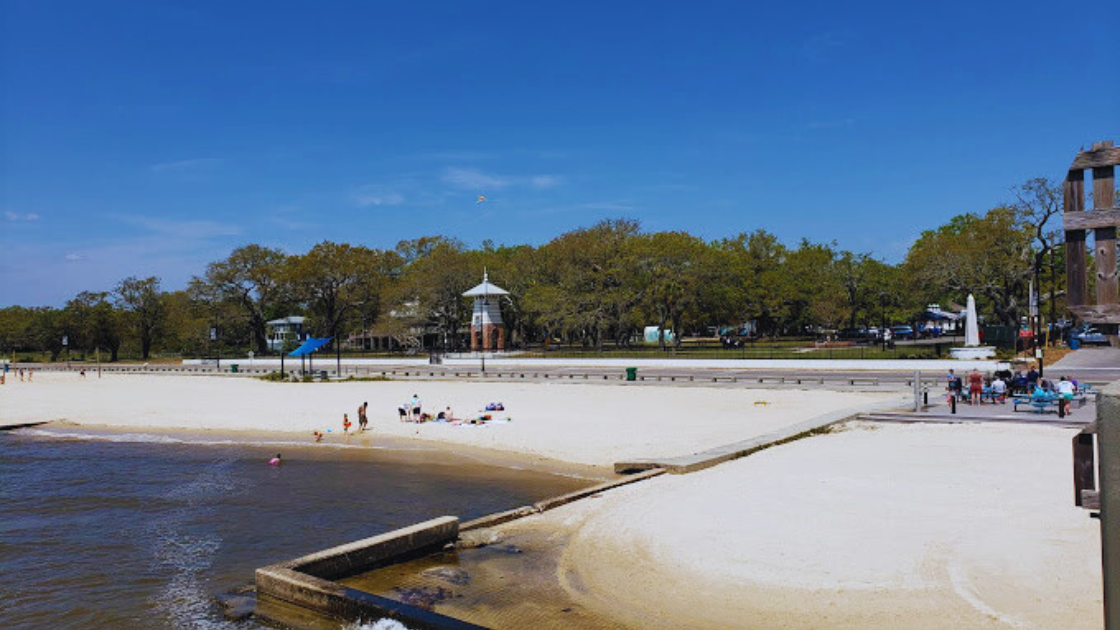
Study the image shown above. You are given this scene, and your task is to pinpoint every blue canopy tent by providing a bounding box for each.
[288,337,332,375]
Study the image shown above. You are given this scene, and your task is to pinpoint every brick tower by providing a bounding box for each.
[463,270,509,352]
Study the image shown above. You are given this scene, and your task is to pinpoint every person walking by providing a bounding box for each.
[1056,376,1076,415]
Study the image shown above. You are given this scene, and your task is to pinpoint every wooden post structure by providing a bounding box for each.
[1096,383,1120,630]
[1064,140,1120,337]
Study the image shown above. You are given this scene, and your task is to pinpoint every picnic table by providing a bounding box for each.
[1012,394,1060,414]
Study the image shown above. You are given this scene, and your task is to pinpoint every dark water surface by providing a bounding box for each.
[0,427,591,630]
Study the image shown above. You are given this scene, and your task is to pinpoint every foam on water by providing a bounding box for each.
[149,459,242,630]
[345,620,411,630]
[16,427,436,452]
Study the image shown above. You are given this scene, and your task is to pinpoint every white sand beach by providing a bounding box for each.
[0,372,896,467]
[494,421,1102,629]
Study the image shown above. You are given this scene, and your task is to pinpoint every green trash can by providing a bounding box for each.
[626,367,638,381]
[231,364,239,373]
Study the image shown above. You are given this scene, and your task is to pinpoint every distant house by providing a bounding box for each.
[266,316,306,351]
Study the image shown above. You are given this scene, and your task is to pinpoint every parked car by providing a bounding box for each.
[838,327,871,341]
[890,325,916,340]
[1069,325,1110,346]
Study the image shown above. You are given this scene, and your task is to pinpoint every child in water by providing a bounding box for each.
[269,453,282,466]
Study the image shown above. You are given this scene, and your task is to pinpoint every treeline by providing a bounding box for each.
[0,178,1080,360]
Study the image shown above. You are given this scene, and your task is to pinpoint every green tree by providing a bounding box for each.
[64,291,124,361]
[287,242,389,347]
[115,276,166,359]
[198,245,290,354]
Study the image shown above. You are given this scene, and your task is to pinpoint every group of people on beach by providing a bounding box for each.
[1,365,33,385]
[946,367,1081,412]
[305,393,509,445]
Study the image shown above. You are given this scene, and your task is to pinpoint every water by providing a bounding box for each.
[0,427,592,630]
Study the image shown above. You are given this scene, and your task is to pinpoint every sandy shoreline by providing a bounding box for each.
[0,372,897,468]
[490,421,1102,629]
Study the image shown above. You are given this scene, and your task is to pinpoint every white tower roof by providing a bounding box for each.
[463,270,509,297]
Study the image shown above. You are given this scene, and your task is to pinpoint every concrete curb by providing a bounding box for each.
[614,395,909,474]
[460,468,667,532]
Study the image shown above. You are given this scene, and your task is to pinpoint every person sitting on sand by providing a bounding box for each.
[313,430,323,443]
[343,413,352,433]
[437,406,456,421]
[269,453,282,466]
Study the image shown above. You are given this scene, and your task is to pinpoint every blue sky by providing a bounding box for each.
[2,0,1117,306]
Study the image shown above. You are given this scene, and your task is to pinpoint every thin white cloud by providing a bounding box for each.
[353,184,406,207]
[5,211,40,221]
[65,252,85,262]
[442,167,564,191]
[149,158,223,174]
[530,175,563,189]
[442,167,511,190]
[579,201,636,211]
[117,215,242,239]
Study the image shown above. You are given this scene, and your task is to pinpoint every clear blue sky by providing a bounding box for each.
[1,0,1117,306]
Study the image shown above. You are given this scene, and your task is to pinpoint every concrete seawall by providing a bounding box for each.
[255,516,489,630]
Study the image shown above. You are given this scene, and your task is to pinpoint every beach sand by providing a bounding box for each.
[0,372,896,467]
[488,421,1101,629]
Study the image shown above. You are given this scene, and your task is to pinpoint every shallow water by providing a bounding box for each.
[0,427,591,630]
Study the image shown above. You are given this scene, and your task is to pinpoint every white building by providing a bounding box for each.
[266,316,306,351]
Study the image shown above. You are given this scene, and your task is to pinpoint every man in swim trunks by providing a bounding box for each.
[968,368,984,406]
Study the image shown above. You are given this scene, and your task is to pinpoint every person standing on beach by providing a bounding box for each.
[411,394,421,422]
[968,368,984,406]
[361,402,369,430]
[398,401,409,422]
[343,413,352,433]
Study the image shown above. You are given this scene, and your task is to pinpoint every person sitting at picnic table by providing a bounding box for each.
[1012,371,1029,395]
[1027,367,1039,389]
[991,376,1007,403]
[947,375,963,402]
[968,368,984,406]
